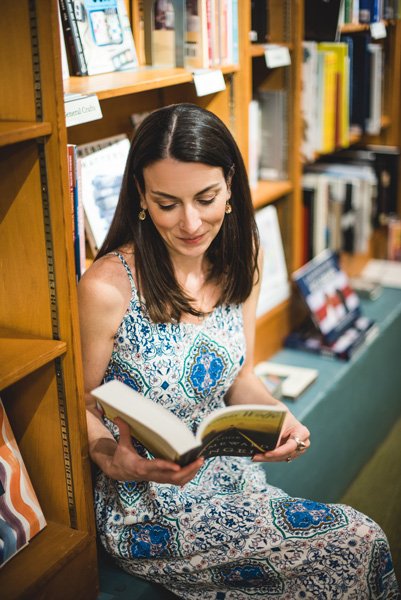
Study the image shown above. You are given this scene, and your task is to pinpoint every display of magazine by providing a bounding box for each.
[0,399,46,567]
[77,134,130,253]
[286,249,377,360]
[59,0,139,76]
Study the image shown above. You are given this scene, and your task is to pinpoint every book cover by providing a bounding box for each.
[292,249,362,344]
[258,89,288,180]
[61,0,139,76]
[77,134,130,253]
[317,49,337,154]
[301,41,319,162]
[184,0,209,68]
[255,205,290,318]
[254,362,319,399]
[91,380,286,466]
[0,399,46,567]
[284,315,378,361]
[318,42,350,149]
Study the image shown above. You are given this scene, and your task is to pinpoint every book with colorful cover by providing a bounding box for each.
[0,399,46,567]
[59,0,138,76]
[292,249,375,342]
[91,380,286,467]
[286,250,377,360]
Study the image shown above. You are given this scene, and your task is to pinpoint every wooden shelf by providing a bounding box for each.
[252,180,293,209]
[0,337,67,390]
[65,64,239,100]
[0,120,52,147]
[340,20,390,33]
[249,43,293,58]
[1,521,94,600]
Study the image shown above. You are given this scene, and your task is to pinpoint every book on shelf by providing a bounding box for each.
[91,380,287,467]
[0,399,46,568]
[77,134,130,254]
[258,89,288,181]
[304,0,343,42]
[285,249,377,360]
[366,43,383,136]
[387,217,401,261]
[144,0,183,67]
[317,48,337,154]
[59,0,139,76]
[67,144,86,279]
[250,0,269,44]
[301,41,319,162]
[255,204,290,318]
[255,362,319,400]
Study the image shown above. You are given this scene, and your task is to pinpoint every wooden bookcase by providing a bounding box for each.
[1,1,400,595]
[0,1,97,598]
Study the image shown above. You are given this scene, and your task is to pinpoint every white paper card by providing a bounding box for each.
[65,94,102,128]
[370,22,387,39]
[264,45,291,69]
[192,69,226,97]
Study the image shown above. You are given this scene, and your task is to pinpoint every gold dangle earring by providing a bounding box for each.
[138,209,146,221]
[225,201,232,214]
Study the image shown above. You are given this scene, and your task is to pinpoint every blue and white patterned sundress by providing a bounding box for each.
[95,253,400,599]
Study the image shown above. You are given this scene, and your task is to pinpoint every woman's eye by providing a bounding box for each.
[158,204,176,211]
[198,197,216,205]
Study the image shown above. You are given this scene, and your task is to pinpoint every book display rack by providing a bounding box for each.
[1,1,400,596]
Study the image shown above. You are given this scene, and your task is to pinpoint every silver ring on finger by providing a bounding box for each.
[291,436,307,453]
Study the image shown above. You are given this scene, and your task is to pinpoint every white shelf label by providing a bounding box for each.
[370,22,387,39]
[65,94,102,128]
[264,45,291,69]
[192,69,226,97]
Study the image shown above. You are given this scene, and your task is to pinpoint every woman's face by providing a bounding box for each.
[140,158,231,263]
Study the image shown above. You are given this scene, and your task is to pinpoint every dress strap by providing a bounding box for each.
[112,251,137,294]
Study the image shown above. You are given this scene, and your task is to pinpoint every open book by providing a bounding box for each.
[91,380,286,467]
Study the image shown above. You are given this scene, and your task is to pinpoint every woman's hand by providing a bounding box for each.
[252,411,310,464]
[98,417,204,486]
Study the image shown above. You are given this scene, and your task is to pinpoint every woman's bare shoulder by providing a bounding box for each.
[78,250,134,315]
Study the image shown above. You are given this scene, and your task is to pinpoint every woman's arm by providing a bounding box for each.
[225,251,311,463]
[78,256,203,484]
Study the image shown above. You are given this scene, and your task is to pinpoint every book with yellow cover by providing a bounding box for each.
[318,42,350,149]
[317,49,337,154]
[91,380,286,467]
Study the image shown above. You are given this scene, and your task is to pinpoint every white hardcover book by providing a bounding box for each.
[248,99,261,189]
[301,41,319,162]
[366,44,383,135]
[255,205,290,318]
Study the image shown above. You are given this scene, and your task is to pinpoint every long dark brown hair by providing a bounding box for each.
[96,103,259,322]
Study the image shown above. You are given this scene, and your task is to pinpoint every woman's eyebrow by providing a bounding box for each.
[149,183,222,200]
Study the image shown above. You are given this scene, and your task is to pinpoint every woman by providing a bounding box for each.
[78,103,399,598]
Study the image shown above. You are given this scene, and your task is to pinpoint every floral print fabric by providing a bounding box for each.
[95,253,400,599]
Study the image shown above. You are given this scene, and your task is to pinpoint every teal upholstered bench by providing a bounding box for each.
[263,287,401,502]
[97,546,179,600]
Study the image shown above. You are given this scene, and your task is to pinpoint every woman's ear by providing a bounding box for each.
[134,176,147,210]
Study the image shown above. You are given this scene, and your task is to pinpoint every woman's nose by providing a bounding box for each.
[180,205,202,233]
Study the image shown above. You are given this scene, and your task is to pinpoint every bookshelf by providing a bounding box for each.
[0,1,97,597]
[1,1,400,595]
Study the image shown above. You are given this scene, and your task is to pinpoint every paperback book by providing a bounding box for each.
[77,134,130,253]
[0,399,46,567]
[91,380,286,466]
[286,249,377,360]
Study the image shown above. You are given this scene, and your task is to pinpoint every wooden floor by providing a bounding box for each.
[341,416,401,581]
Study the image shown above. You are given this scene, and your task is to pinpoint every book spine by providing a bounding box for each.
[58,0,88,76]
